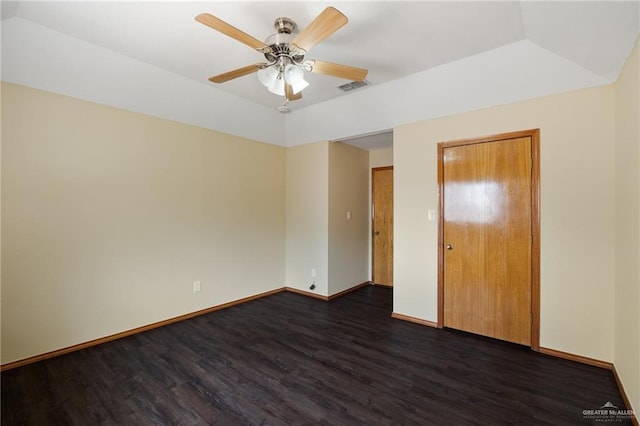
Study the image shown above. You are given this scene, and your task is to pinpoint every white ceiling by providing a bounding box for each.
[2,1,639,148]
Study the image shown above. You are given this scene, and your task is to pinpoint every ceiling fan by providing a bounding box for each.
[195,7,368,106]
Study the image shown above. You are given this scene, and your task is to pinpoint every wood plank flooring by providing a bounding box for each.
[1,286,632,425]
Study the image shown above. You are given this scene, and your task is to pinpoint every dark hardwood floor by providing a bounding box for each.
[1,285,632,425]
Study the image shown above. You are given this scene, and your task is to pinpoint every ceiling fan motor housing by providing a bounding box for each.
[263,17,304,64]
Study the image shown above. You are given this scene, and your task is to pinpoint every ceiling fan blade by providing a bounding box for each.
[209,64,265,83]
[285,84,303,101]
[309,60,368,81]
[196,13,269,51]
[290,7,348,53]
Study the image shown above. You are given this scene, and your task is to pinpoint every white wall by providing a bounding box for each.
[2,17,285,146]
[614,36,640,413]
[1,83,286,364]
[285,142,329,295]
[286,40,611,146]
[328,143,369,295]
[394,85,616,362]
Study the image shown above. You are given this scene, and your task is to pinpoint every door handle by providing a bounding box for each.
[375,231,380,236]
[446,244,453,250]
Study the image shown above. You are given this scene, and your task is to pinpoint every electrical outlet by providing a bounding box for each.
[193,281,201,292]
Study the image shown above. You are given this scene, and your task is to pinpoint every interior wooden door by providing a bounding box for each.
[372,167,393,286]
[442,136,533,345]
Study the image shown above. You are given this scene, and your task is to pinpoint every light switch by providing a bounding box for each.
[428,209,437,221]
[346,211,352,220]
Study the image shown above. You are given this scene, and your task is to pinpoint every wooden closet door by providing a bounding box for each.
[372,167,393,286]
[442,136,532,345]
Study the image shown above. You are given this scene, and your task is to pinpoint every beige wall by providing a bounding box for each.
[328,143,369,295]
[614,36,640,413]
[0,87,3,322]
[369,147,393,168]
[285,142,369,296]
[394,85,616,362]
[285,141,329,295]
[1,83,286,364]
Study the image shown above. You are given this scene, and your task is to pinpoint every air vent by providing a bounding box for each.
[337,80,371,92]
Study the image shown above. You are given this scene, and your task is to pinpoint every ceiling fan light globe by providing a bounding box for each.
[258,67,278,87]
[268,78,286,96]
[284,64,305,84]
[291,78,309,94]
